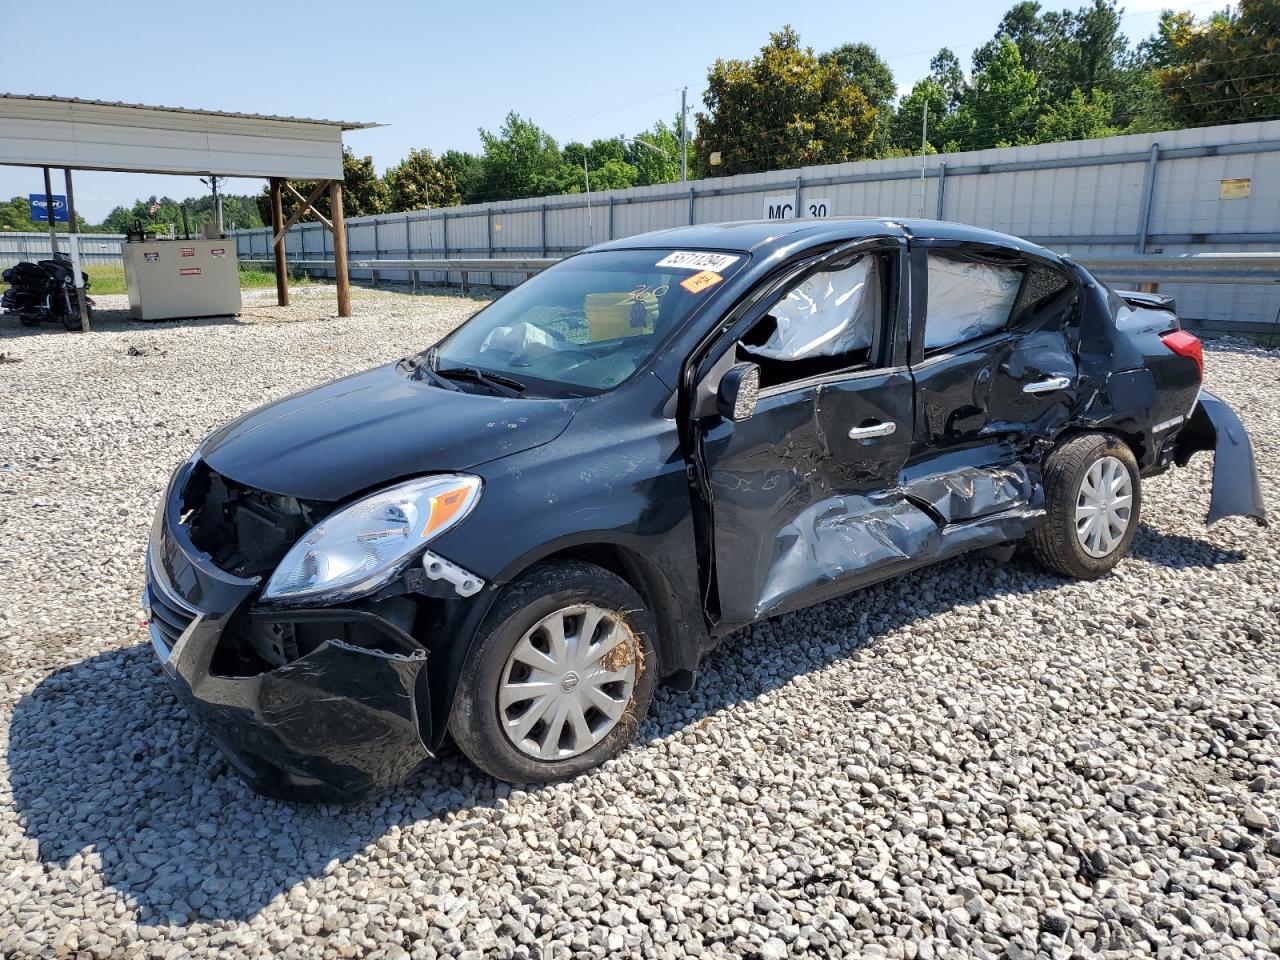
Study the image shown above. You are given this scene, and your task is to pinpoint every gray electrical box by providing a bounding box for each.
[121,238,242,321]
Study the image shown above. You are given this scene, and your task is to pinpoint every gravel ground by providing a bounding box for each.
[0,285,1277,960]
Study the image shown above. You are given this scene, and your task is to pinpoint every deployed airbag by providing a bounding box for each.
[480,320,556,354]
[925,257,1022,350]
[746,257,879,361]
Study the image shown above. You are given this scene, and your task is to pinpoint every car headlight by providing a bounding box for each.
[262,474,481,603]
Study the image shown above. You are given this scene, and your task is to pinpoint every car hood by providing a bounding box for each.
[200,362,581,500]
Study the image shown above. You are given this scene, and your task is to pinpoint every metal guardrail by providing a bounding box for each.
[1075,252,1280,284]
[241,249,1280,295]
[241,252,1280,287]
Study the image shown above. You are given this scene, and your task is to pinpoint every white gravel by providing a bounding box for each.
[0,285,1277,960]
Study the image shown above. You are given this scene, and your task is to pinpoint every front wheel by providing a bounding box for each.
[449,560,657,783]
[1029,432,1142,580]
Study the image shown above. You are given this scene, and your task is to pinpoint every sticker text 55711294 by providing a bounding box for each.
[655,251,740,272]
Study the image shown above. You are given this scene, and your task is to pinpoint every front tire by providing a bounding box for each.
[1029,432,1141,580]
[449,560,657,783]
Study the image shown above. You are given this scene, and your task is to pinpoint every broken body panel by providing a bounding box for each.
[145,217,1265,800]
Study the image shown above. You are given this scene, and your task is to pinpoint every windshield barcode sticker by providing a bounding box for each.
[656,251,740,272]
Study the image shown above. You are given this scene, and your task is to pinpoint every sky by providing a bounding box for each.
[0,0,1204,223]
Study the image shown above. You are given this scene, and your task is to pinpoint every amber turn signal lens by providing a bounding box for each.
[422,487,472,538]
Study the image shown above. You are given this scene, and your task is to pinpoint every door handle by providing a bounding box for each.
[848,421,897,439]
[1023,375,1072,395]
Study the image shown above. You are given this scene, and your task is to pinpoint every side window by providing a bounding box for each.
[924,253,1024,352]
[739,253,886,389]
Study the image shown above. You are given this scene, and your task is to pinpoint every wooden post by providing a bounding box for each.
[63,168,91,333]
[330,181,351,317]
[270,178,289,307]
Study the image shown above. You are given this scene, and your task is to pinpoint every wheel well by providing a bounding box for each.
[530,543,686,678]
[1051,426,1146,467]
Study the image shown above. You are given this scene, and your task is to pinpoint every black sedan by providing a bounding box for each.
[144,218,1265,800]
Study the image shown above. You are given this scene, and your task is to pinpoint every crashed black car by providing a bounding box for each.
[145,218,1265,800]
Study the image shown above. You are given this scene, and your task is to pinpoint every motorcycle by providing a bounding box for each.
[2,255,95,330]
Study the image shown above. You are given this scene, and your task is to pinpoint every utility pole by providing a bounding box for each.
[680,86,688,183]
[201,175,225,235]
[919,102,929,219]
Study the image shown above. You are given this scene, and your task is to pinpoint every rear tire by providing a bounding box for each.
[1029,432,1141,580]
[449,560,657,783]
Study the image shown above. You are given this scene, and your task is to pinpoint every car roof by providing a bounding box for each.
[591,217,1061,263]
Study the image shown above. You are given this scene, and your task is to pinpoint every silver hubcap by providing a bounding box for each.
[498,604,638,760]
[1075,455,1134,558]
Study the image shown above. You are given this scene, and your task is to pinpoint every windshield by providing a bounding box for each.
[432,248,746,396]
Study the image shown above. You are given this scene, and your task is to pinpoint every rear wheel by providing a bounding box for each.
[449,560,657,783]
[1029,432,1141,579]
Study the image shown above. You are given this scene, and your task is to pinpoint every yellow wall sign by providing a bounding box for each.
[1220,178,1251,200]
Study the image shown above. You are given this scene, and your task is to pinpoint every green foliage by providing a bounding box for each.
[441,150,485,204]
[472,113,566,202]
[696,26,879,176]
[1153,0,1280,127]
[946,38,1043,150]
[626,118,691,186]
[930,49,967,109]
[385,148,462,211]
[891,79,950,152]
[971,0,1127,102]
[254,148,388,225]
[820,42,896,110]
[0,195,94,232]
[1034,88,1118,142]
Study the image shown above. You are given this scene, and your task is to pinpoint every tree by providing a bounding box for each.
[1153,0,1280,127]
[255,148,388,224]
[930,48,967,109]
[820,42,896,111]
[891,78,951,153]
[973,1,1128,104]
[442,150,485,204]
[385,148,461,212]
[947,37,1041,150]
[627,118,689,186]
[472,113,565,202]
[696,26,878,176]
[1034,88,1118,142]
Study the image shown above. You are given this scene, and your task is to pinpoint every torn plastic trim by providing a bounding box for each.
[422,550,485,597]
[1175,390,1267,526]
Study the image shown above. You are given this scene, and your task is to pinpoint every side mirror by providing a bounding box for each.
[716,362,760,422]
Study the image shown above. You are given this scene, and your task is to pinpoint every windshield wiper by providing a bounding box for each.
[435,365,527,398]
[406,347,462,391]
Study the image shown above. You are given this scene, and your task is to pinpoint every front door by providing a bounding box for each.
[693,240,914,630]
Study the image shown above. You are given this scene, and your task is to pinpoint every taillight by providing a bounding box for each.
[1161,329,1203,380]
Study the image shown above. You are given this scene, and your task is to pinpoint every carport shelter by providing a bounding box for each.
[0,94,379,327]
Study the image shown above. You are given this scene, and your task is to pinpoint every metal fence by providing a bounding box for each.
[229,118,1280,328]
[0,231,125,269]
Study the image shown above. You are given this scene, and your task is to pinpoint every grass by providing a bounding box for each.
[83,264,316,296]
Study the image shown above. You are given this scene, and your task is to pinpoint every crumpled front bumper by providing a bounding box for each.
[1175,390,1267,526]
[144,460,434,802]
